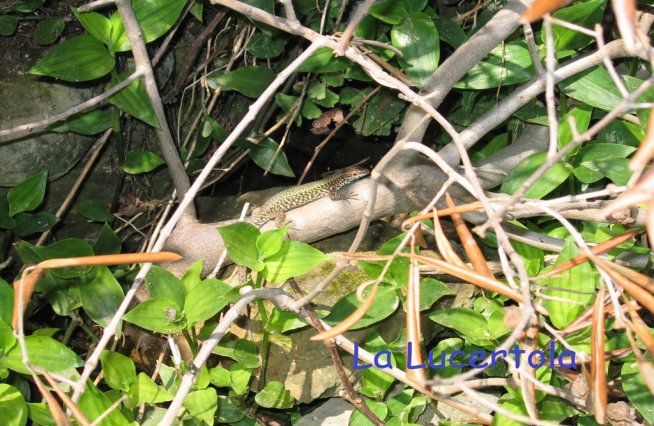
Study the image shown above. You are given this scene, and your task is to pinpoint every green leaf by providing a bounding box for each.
[360,333,396,399]
[263,240,329,284]
[126,373,173,406]
[0,198,16,230]
[181,260,203,295]
[501,152,571,199]
[122,150,165,174]
[14,0,45,13]
[391,12,439,87]
[216,396,246,423]
[350,400,388,425]
[543,238,595,328]
[548,0,606,50]
[573,143,636,184]
[370,0,407,24]
[0,384,28,426]
[296,47,335,72]
[184,388,217,425]
[217,222,263,271]
[214,339,260,368]
[74,199,113,222]
[246,33,286,59]
[13,212,58,237]
[352,89,405,137]
[256,227,286,259]
[264,308,308,333]
[435,17,466,48]
[559,106,592,150]
[255,381,294,409]
[559,66,622,112]
[0,279,13,326]
[100,350,137,391]
[184,279,238,326]
[30,35,114,82]
[248,137,295,177]
[123,298,184,334]
[110,0,188,52]
[49,110,112,135]
[1,335,83,374]
[0,320,17,356]
[456,42,535,89]
[0,16,19,36]
[429,308,494,347]
[34,17,64,45]
[208,66,275,98]
[77,266,124,327]
[108,74,159,128]
[73,10,112,46]
[94,223,122,255]
[228,364,252,396]
[418,278,453,311]
[7,171,47,217]
[622,360,654,423]
[27,403,56,426]
[146,266,186,309]
[324,285,399,330]
[78,381,130,425]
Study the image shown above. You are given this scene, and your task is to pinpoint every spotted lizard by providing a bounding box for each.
[248,166,370,228]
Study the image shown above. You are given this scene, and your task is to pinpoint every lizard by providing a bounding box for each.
[248,166,370,228]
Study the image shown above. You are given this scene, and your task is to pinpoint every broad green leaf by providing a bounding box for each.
[435,17,466,48]
[14,0,45,13]
[491,398,527,426]
[256,227,286,259]
[501,152,571,199]
[0,16,18,36]
[181,260,203,295]
[184,279,238,326]
[0,198,16,230]
[0,279,13,326]
[217,222,263,271]
[418,278,453,311]
[573,143,636,184]
[78,381,130,425]
[183,388,217,425]
[0,384,28,426]
[0,321,16,358]
[622,360,654,424]
[7,171,47,217]
[370,0,407,25]
[208,66,275,98]
[543,238,595,328]
[30,35,114,81]
[548,0,606,50]
[324,285,399,330]
[74,199,113,222]
[228,364,252,396]
[34,17,64,45]
[1,335,82,374]
[13,212,58,237]
[360,333,395,399]
[100,350,136,391]
[391,12,439,86]
[246,33,286,59]
[387,389,427,423]
[350,400,388,425]
[146,266,186,309]
[127,373,173,406]
[73,10,112,45]
[122,150,165,174]
[559,66,622,112]
[216,396,246,423]
[559,105,592,150]
[255,381,294,409]
[296,47,334,72]
[77,266,124,327]
[49,110,112,135]
[123,298,184,334]
[352,89,406,136]
[27,403,56,426]
[248,137,295,177]
[214,339,260,369]
[210,367,231,388]
[110,0,188,52]
[94,223,122,255]
[263,240,329,283]
[456,42,535,89]
[31,238,95,279]
[264,308,308,334]
[428,308,493,347]
[108,74,159,128]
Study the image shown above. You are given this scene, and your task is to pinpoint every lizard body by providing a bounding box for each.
[249,166,369,228]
